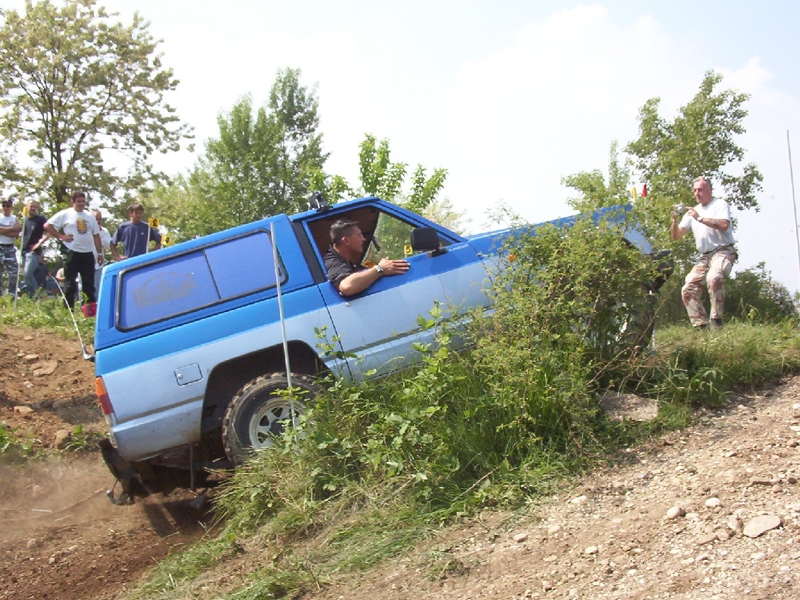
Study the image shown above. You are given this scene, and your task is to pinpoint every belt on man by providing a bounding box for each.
[0,243,14,247]
[701,244,736,257]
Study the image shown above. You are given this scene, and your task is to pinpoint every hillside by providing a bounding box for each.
[1,324,798,599]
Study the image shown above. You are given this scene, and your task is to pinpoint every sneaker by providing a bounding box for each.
[710,318,723,331]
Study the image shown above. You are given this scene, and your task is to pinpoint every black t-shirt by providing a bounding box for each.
[324,246,364,292]
[22,214,47,253]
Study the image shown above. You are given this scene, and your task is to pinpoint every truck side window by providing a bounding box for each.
[364,212,426,263]
[118,231,282,330]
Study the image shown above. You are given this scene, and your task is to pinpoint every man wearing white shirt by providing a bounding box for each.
[0,198,20,297]
[44,191,103,308]
[670,176,737,331]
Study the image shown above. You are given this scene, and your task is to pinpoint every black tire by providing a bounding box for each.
[587,287,657,359]
[222,373,320,466]
[615,291,657,355]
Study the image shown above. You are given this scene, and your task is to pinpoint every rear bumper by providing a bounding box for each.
[99,438,142,504]
[99,438,229,504]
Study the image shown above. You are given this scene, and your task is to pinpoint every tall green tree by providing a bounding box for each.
[562,141,634,213]
[626,71,762,249]
[357,134,447,214]
[0,0,191,206]
[155,68,337,239]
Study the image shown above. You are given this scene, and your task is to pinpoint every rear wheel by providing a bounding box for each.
[222,373,320,466]
[587,286,657,359]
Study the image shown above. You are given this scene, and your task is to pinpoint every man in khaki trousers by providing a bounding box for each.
[670,176,737,331]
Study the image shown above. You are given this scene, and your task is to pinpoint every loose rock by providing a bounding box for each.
[54,429,72,449]
[743,515,782,538]
[666,506,686,519]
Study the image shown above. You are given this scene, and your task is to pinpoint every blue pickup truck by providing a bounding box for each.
[94,196,658,502]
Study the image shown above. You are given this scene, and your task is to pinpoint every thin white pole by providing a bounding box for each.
[788,131,800,288]
[270,222,295,429]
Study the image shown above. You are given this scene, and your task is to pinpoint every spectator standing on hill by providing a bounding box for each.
[44,191,103,308]
[110,202,161,260]
[0,198,20,297]
[92,209,112,297]
[670,176,737,331]
[20,199,50,298]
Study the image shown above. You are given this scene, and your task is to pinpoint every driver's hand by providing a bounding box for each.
[378,258,410,276]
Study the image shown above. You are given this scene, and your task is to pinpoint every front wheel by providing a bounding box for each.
[222,373,321,466]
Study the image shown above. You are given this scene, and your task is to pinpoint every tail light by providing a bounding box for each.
[95,376,114,417]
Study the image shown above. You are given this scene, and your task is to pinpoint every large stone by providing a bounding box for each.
[600,393,658,422]
[665,506,686,519]
[54,429,72,449]
[32,360,58,377]
[743,515,782,538]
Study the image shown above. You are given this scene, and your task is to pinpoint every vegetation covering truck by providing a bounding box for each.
[94,196,659,503]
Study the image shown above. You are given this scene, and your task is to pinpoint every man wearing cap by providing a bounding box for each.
[0,198,21,297]
[324,219,409,296]
[670,176,737,331]
[44,191,103,308]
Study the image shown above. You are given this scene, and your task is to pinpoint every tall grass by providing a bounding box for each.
[0,294,95,344]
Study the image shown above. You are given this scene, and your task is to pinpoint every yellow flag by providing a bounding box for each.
[631,186,637,201]
[162,234,173,247]
[148,217,159,228]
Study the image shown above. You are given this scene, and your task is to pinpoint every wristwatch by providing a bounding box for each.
[697,216,704,224]
[374,264,384,277]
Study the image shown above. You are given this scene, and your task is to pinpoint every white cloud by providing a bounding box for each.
[442,5,681,228]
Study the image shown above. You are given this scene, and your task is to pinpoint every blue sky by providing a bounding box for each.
[8,1,800,291]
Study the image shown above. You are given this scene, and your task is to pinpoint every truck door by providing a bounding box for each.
[315,209,490,379]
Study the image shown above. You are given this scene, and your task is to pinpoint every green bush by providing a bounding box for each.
[725,263,798,323]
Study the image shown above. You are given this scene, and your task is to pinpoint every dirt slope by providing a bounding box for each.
[0,326,212,600]
[1,324,799,599]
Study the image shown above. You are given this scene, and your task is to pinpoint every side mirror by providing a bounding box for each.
[411,227,445,256]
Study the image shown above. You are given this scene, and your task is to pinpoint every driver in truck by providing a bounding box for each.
[324,219,410,296]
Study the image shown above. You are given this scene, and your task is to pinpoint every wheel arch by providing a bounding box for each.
[199,341,328,438]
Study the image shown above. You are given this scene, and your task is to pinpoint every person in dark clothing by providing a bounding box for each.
[110,202,162,259]
[323,219,409,296]
[20,199,50,298]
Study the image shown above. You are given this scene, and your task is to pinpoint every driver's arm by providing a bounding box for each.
[337,258,410,296]
[338,266,383,296]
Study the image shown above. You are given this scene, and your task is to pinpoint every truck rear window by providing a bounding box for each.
[118,231,282,330]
